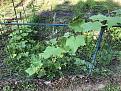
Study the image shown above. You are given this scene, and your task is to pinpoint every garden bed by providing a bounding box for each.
[0,0,121,91]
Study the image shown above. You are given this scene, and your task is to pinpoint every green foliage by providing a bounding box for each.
[103,84,121,91]
[69,11,121,74]
[113,9,121,16]
[110,27,121,53]
[6,27,46,76]
[7,25,87,79]
[74,58,85,66]
[3,85,12,91]
[6,8,121,80]
[89,14,107,21]
[69,18,84,32]
[72,0,121,16]
[107,17,121,28]
[40,46,64,59]
[25,34,86,78]
[81,21,102,32]
[26,13,121,78]
[66,35,85,54]
[25,55,43,76]
[69,19,102,32]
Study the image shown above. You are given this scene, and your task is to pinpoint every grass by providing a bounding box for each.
[0,0,121,19]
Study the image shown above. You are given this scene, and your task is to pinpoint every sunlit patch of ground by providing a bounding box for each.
[0,0,121,19]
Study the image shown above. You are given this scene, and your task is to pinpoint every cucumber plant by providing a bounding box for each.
[7,9,121,79]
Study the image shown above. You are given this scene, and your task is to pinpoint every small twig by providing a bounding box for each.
[11,0,19,28]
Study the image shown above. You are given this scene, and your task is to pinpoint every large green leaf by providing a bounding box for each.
[31,55,43,67]
[26,62,43,76]
[66,35,86,54]
[76,35,86,46]
[52,47,64,57]
[81,21,102,32]
[107,17,121,28]
[69,18,84,32]
[113,9,121,15]
[25,67,38,76]
[89,14,107,21]
[25,55,43,76]
[40,46,64,59]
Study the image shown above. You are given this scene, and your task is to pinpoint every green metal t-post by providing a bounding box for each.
[89,25,107,75]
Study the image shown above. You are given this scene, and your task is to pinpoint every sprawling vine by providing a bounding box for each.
[6,9,121,79]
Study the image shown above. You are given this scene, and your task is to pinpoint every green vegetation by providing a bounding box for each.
[6,10,121,80]
[103,84,121,91]
[0,0,121,91]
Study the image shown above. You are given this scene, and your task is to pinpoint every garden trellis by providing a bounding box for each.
[0,21,121,74]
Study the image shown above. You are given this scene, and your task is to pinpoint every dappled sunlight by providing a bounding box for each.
[112,0,121,5]
[0,0,121,19]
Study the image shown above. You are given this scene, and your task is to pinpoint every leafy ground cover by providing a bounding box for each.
[0,0,121,91]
